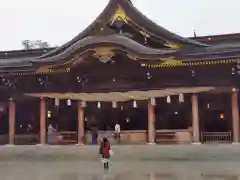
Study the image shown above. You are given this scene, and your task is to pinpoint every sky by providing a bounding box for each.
[0,0,240,50]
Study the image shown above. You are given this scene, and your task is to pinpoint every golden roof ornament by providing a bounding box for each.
[127,54,138,60]
[36,66,53,74]
[160,56,183,66]
[164,42,182,49]
[110,6,130,23]
[93,47,115,63]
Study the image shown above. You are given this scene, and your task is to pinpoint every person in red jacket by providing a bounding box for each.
[99,137,112,170]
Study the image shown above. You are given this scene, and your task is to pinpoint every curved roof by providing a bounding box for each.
[1,34,240,70]
[118,0,208,47]
[32,35,178,64]
[0,35,177,68]
[40,0,208,59]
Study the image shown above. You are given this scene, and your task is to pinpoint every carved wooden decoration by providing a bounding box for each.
[139,30,150,38]
[36,66,53,74]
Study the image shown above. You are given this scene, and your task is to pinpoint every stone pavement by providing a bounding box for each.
[1,144,240,180]
[0,144,240,161]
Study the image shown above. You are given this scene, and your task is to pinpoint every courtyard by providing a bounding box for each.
[0,0,240,179]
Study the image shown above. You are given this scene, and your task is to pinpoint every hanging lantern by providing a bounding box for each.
[121,105,124,111]
[167,96,171,103]
[220,113,225,119]
[0,105,4,112]
[67,99,71,106]
[150,98,156,106]
[55,98,60,106]
[133,100,137,108]
[112,101,117,108]
[207,103,210,109]
[47,110,52,118]
[191,69,195,77]
[97,102,101,109]
[179,94,184,103]
[81,101,86,108]
[232,88,237,92]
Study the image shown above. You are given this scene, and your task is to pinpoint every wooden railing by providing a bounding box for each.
[0,134,39,145]
[156,130,176,144]
[59,131,77,144]
[0,131,232,145]
[155,129,191,144]
[0,135,8,144]
[200,131,232,143]
[15,134,39,145]
[85,130,147,144]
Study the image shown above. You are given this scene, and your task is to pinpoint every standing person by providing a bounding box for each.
[47,124,63,145]
[47,124,55,145]
[91,126,98,145]
[114,122,121,144]
[99,137,113,170]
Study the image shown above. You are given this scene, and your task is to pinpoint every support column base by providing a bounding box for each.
[4,144,15,147]
[147,142,156,145]
[191,142,201,145]
[36,144,47,146]
[75,143,84,146]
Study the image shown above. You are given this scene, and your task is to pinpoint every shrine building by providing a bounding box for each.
[0,0,240,145]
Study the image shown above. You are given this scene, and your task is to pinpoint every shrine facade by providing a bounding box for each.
[0,0,240,145]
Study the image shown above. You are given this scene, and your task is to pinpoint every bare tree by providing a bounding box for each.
[22,40,50,49]
[22,40,33,50]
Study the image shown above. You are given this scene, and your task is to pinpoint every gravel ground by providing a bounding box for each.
[1,144,240,180]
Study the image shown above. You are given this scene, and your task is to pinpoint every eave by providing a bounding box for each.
[189,33,240,44]
[142,58,238,69]
[32,35,178,64]
[0,48,54,59]
[0,38,239,74]
[0,35,178,70]
[25,87,215,102]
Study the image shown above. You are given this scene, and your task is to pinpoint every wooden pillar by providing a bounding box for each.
[77,101,84,145]
[231,90,239,144]
[40,98,46,144]
[8,99,15,145]
[148,100,155,144]
[191,94,200,144]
